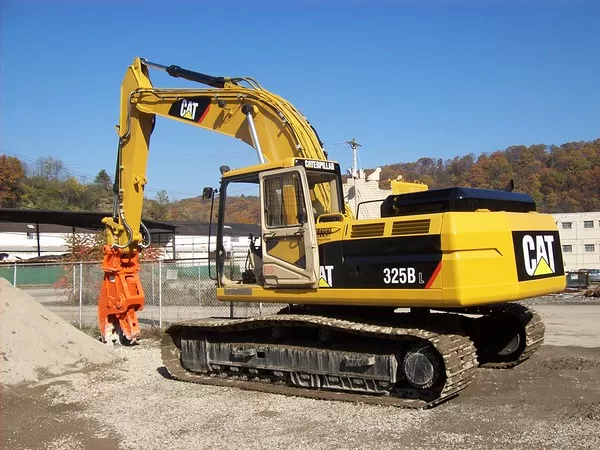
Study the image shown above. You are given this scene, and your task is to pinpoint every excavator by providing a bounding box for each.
[99,57,566,408]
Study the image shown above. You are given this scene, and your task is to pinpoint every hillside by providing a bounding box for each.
[378,139,600,213]
[1,139,598,222]
[162,139,599,218]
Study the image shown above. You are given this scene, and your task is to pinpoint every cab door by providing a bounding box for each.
[259,167,319,288]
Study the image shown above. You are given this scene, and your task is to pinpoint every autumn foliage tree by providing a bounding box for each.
[0,155,25,207]
[64,231,164,262]
[379,139,600,213]
[3,139,599,218]
[13,156,113,211]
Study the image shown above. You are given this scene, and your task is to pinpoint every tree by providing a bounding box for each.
[35,156,66,180]
[156,190,170,205]
[94,169,113,191]
[4,138,599,216]
[0,155,25,207]
[144,190,171,220]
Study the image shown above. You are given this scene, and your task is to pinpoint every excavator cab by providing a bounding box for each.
[213,160,345,291]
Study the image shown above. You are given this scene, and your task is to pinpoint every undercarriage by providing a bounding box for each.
[161,303,544,408]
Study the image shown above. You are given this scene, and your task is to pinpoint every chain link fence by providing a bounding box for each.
[0,258,279,330]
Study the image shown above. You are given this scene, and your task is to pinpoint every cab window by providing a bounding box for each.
[306,171,342,216]
[264,172,307,227]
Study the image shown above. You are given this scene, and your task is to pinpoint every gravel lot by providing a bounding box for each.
[2,296,600,449]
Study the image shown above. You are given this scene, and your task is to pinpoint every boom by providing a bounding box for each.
[99,57,334,342]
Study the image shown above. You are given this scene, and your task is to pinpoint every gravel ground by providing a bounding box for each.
[3,342,600,450]
[523,289,600,306]
[2,292,600,449]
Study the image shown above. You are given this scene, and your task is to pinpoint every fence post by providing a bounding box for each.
[159,260,163,329]
[79,262,83,329]
[13,262,16,286]
[151,263,155,306]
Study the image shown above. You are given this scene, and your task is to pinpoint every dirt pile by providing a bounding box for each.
[584,285,600,298]
[0,278,117,385]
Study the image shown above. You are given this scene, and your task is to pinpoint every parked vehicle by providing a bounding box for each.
[0,252,22,262]
[582,269,600,283]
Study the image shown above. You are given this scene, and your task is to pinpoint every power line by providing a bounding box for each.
[1,148,97,182]
[147,151,245,167]
[0,148,216,199]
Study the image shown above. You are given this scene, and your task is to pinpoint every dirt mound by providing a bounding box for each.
[0,278,117,385]
[584,286,600,298]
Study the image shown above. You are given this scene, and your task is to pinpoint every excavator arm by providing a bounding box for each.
[99,57,338,343]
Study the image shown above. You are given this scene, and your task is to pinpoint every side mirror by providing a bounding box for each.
[202,187,214,200]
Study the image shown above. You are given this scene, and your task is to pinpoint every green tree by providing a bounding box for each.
[94,169,113,191]
[144,190,171,220]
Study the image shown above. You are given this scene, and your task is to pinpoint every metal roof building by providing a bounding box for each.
[0,209,258,261]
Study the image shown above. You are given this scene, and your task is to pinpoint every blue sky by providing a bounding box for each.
[1,0,598,200]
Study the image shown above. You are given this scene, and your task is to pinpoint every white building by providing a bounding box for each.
[0,222,90,260]
[343,168,389,219]
[343,169,428,219]
[0,210,258,263]
[156,222,259,261]
[0,209,177,261]
[552,212,600,271]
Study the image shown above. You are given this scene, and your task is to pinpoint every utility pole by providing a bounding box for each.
[345,138,361,179]
[345,138,362,216]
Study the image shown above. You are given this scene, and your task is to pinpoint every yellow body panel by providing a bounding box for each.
[440,211,565,306]
[390,178,429,195]
[218,286,446,307]
[218,210,565,308]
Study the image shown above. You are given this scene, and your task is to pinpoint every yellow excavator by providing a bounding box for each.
[100,57,565,408]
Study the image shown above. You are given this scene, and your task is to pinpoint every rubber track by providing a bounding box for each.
[161,314,478,409]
